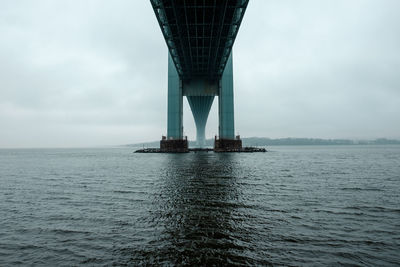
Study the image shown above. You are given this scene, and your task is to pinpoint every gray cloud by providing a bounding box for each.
[0,0,399,148]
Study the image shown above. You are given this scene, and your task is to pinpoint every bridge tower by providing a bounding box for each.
[151,0,248,152]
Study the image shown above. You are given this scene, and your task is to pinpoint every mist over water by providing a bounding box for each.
[1,146,399,265]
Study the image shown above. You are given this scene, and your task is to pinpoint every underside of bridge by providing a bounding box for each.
[150,0,248,151]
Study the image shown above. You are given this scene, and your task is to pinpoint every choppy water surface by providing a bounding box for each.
[0,145,399,266]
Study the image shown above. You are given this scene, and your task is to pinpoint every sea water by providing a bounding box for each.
[0,145,399,265]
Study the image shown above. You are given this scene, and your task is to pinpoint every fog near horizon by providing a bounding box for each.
[1,0,399,148]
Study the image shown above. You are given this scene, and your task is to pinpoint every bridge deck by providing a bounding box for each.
[150,0,249,81]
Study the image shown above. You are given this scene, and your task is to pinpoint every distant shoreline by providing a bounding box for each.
[127,138,400,148]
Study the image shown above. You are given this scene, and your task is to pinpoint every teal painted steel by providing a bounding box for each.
[167,52,183,139]
[152,2,248,144]
[187,96,215,147]
[219,52,235,139]
[183,79,218,96]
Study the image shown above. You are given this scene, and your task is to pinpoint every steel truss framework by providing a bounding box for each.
[150,0,249,81]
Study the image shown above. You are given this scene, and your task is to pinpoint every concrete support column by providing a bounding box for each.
[218,52,235,139]
[167,52,183,139]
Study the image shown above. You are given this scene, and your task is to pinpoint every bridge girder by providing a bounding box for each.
[150,0,249,81]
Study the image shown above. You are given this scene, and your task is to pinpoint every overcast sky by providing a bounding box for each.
[1,0,399,148]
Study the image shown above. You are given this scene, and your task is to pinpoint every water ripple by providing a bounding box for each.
[0,146,399,265]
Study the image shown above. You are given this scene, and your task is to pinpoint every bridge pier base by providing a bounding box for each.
[214,136,242,152]
[160,136,189,153]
